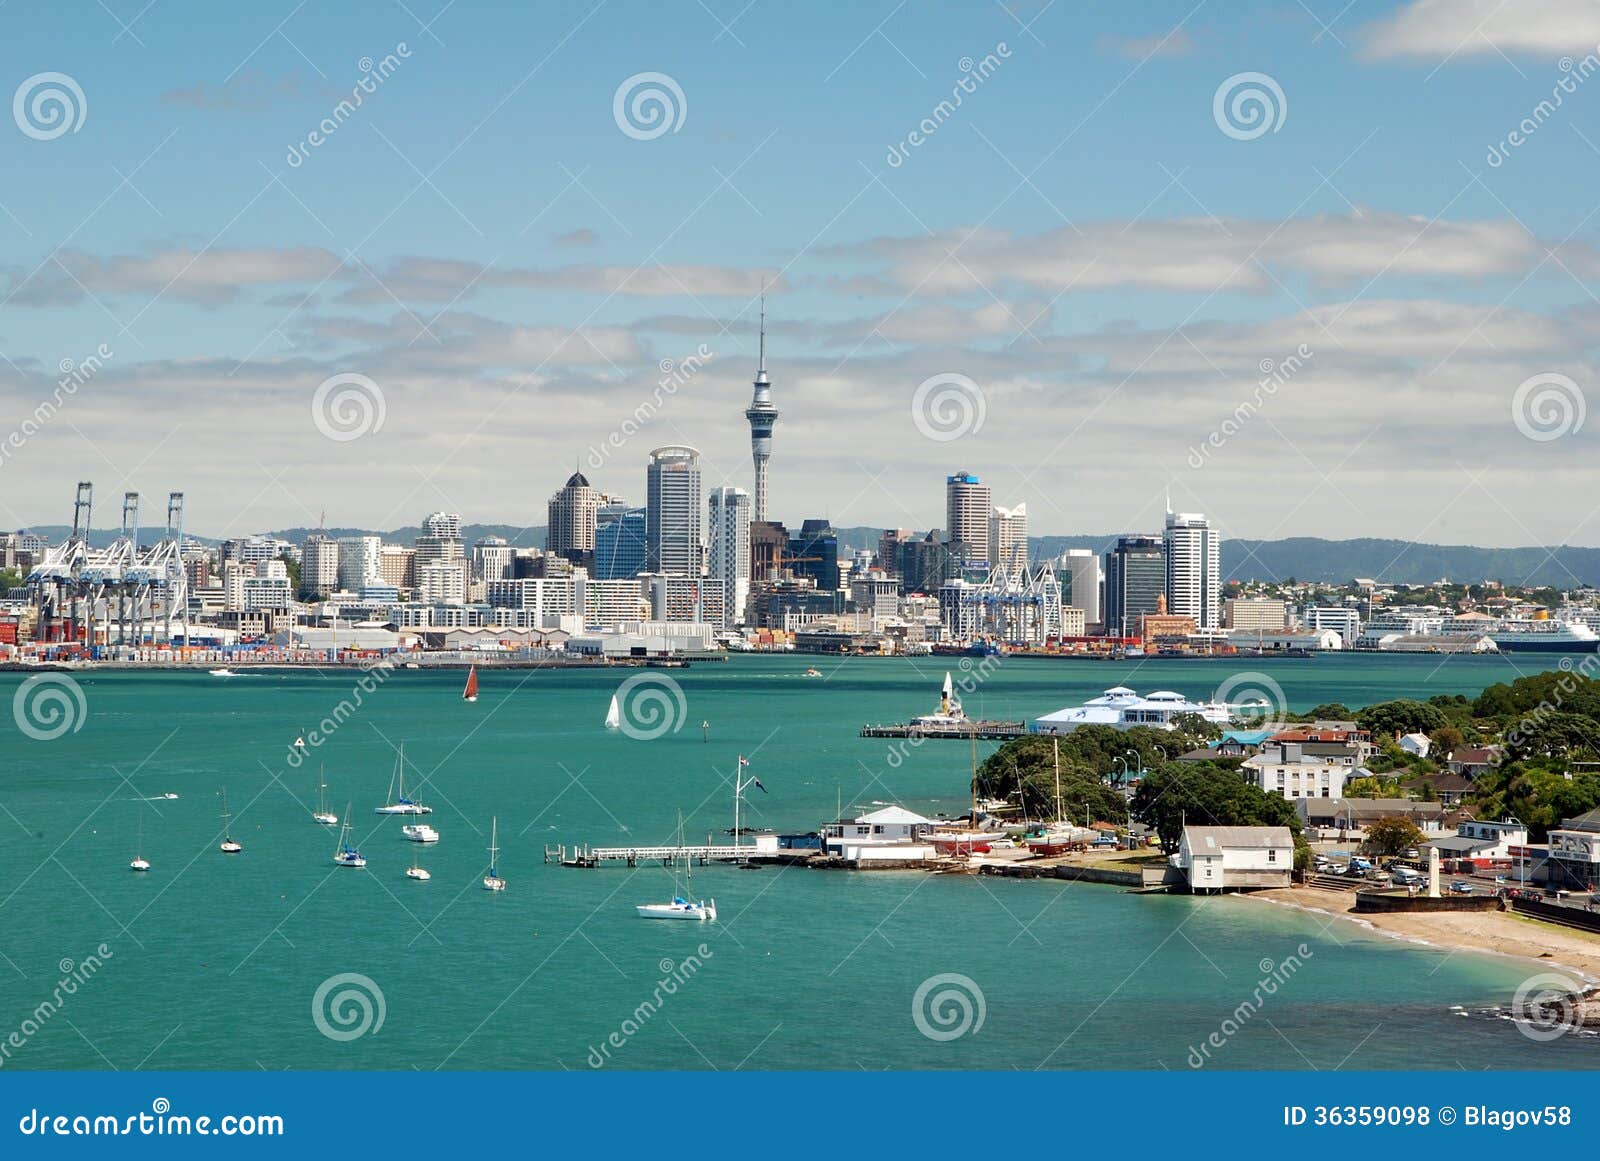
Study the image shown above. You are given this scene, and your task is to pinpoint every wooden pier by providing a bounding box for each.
[545,842,759,868]
[859,720,1029,740]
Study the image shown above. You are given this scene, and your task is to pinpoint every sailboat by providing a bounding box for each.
[483,816,506,891]
[129,808,150,873]
[406,848,430,881]
[312,767,338,826]
[332,806,366,868]
[463,666,478,703]
[604,693,622,731]
[374,743,431,815]
[219,789,242,854]
[1026,735,1095,856]
[636,811,716,921]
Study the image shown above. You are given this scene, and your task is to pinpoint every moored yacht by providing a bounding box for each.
[374,744,432,815]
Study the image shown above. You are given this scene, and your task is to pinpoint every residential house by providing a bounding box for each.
[1242,740,1363,800]
[1398,732,1431,758]
[1414,771,1473,806]
[821,805,937,861]
[1170,825,1294,892]
[1447,746,1502,778]
[1297,797,1447,838]
[1424,818,1529,864]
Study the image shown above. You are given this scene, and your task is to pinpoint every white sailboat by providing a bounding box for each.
[129,809,150,873]
[406,848,430,881]
[483,816,506,891]
[604,693,622,730]
[312,768,338,826]
[218,790,242,854]
[332,807,366,868]
[374,743,432,815]
[636,811,716,921]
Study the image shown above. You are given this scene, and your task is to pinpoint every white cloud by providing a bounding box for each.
[1362,0,1600,60]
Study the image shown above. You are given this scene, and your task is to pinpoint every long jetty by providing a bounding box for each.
[859,721,1029,739]
[547,843,757,867]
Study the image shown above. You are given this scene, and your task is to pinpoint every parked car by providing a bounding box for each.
[1449,881,1474,895]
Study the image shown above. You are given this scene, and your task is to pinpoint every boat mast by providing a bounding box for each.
[1053,735,1062,826]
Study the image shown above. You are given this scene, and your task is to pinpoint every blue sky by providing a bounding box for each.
[1,0,1598,549]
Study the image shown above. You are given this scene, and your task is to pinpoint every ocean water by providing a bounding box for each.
[0,652,1594,1071]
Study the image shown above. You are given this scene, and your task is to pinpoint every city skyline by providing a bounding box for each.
[0,3,1597,548]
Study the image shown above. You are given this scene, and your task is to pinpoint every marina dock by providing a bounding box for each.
[546,843,763,867]
[859,720,1029,739]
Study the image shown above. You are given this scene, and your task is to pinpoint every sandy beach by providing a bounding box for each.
[1246,887,1600,984]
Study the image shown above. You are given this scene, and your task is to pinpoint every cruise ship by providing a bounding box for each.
[1030,686,1235,733]
[1485,617,1600,653]
[1360,608,1600,653]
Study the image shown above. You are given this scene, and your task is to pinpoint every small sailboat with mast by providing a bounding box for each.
[604,692,622,731]
[1025,735,1096,856]
[332,806,366,868]
[406,847,430,881]
[374,743,432,815]
[636,810,716,921]
[312,767,338,826]
[130,807,150,873]
[463,665,478,703]
[218,789,242,854]
[482,816,506,891]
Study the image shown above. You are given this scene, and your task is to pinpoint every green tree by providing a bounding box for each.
[1364,816,1424,856]
[1357,699,1449,739]
[1130,764,1301,853]
[974,736,1127,823]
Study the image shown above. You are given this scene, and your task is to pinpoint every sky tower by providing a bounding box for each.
[744,294,779,524]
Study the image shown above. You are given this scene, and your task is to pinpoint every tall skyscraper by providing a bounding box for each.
[991,503,1028,578]
[708,486,752,624]
[299,533,339,599]
[945,471,992,567]
[422,511,462,540]
[789,519,840,591]
[1104,535,1164,637]
[1057,547,1102,629]
[595,503,647,580]
[744,296,779,523]
[336,535,382,591]
[646,445,704,576]
[547,470,599,567]
[1164,506,1222,630]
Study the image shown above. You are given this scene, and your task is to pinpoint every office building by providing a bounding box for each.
[646,446,704,576]
[991,503,1028,578]
[299,533,339,599]
[337,536,382,591]
[472,536,515,583]
[547,471,599,568]
[1164,508,1222,631]
[789,519,840,591]
[945,471,991,567]
[708,486,752,625]
[1056,548,1101,629]
[1104,535,1164,637]
[595,504,647,580]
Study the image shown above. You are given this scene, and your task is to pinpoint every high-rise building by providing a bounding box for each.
[744,296,779,523]
[422,511,462,540]
[1057,548,1102,629]
[299,533,339,599]
[1164,507,1222,631]
[337,536,382,591]
[901,530,957,595]
[472,536,514,582]
[991,503,1028,578]
[708,486,752,625]
[546,471,599,568]
[789,519,840,591]
[749,520,788,584]
[1104,535,1164,637]
[877,529,914,576]
[595,503,648,580]
[646,445,703,576]
[945,471,992,568]
[377,545,415,590]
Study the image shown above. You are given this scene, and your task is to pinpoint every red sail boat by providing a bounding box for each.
[463,666,479,703]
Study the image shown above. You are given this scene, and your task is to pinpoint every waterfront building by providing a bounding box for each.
[821,805,938,861]
[1104,535,1164,637]
[850,574,900,625]
[1056,548,1101,629]
[486,577,581,623]
[594,504,647,580]
[1164,507,1221,630]
[584,579,650,629]
[1031,686,1232,733]
[299,533,339,600]
[945,471,991,568]
[749,519,789,584]
[744,297,779,524]
[645,445,704,577]
[708,486,752,626]
[1241,740,1362,801]
[472,536,515,582]
[642,572,727,628]
[547,471,599,568]
[1303,604,1361,644]
[1297,798,1448,837]
[991,503,1028,578]
[1224,597,1288,632]
[1547,807,1600,889]
[1170,826,1294,893]
[1424,818,1530,863]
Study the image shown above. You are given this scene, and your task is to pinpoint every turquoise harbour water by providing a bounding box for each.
[0,652,1595,1071]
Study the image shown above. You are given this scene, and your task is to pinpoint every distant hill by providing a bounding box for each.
[16,523,1600,587]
